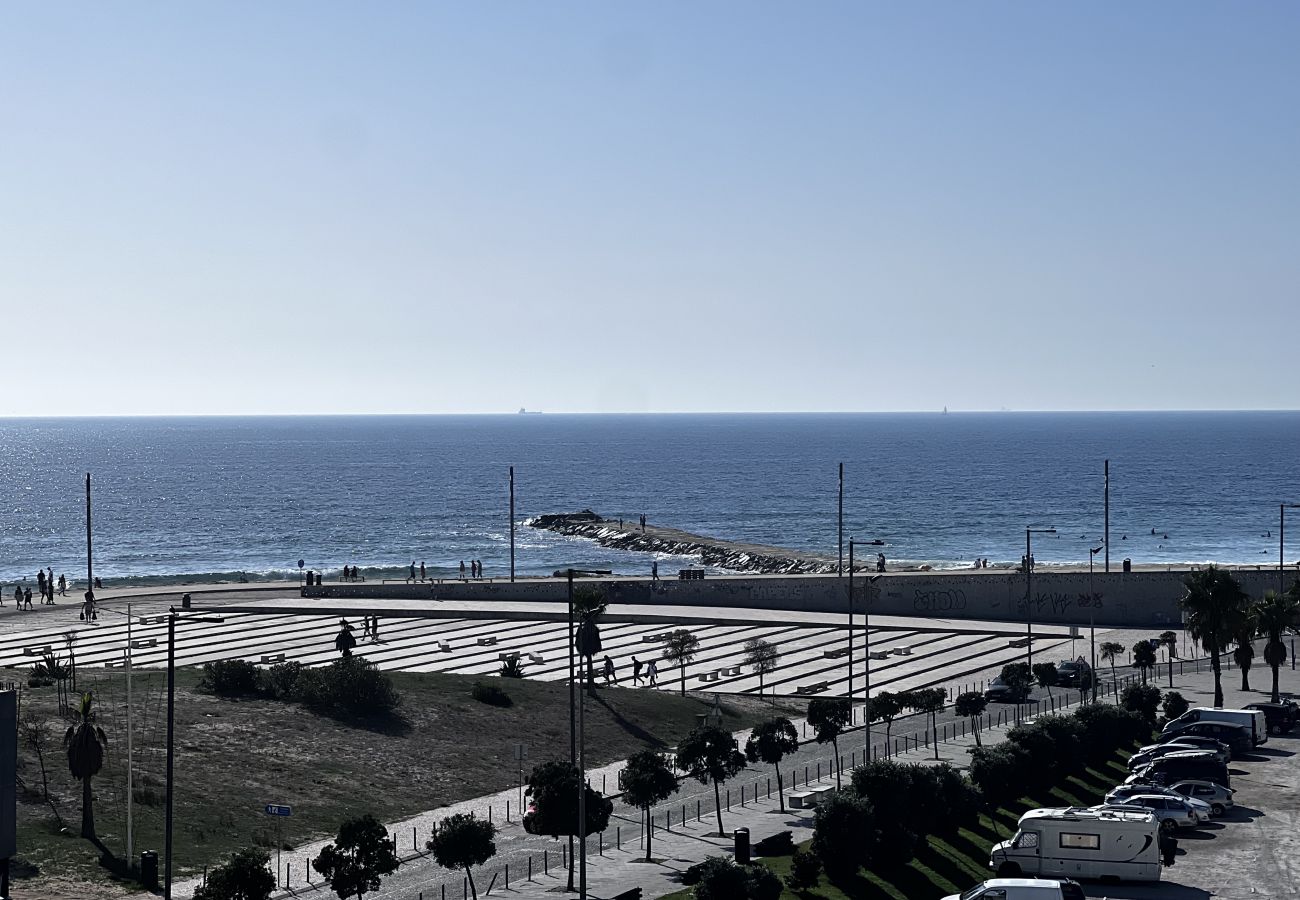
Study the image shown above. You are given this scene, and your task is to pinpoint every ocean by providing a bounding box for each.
[0,412,1296,584]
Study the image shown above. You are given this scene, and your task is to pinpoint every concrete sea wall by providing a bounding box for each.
[304,569,1290,628]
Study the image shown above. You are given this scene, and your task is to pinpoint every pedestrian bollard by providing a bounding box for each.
[528,857,533,881]
[505,864,509,889]
[816,761,821,780]
[544,850,548,875]
[603,773,607,792]
[767,777,771,798]
[851,751,856,767]
[697,799,701,822]
[804,765,809,785]
[507,800,510,821]
[488,805,492,824]
[682,803,686,825]
[741,785,745,806]
[668,809,672,830]
[726,788,730,810]
[414,826,418,850]
[443,881,446,900]
[463,876,468,900]
[617,825,621,850]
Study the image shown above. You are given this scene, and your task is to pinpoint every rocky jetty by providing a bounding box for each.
[526,510,840,575]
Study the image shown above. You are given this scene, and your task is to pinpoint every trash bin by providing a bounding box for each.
[140,851,159,890]
[181,593,192,609]
[734,827,750,865]
[1123,558,1132,573]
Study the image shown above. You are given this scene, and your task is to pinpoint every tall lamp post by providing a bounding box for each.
[862,571,882,756]
[165,610,226,899]
[838,462,844,577]
[847,539,855,698]
[1281,504,1299,596]
[1088,546,1103,702]
[1024,527,1056,669]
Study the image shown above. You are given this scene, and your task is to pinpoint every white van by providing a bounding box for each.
[942,878,1067,900]
[1162,707,1267,746]
[990,807,1163,882]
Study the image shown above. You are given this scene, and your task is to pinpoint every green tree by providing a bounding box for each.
[661,630,701,696]
[311,815,401,900]
[63,692,107,842]
[676,725,747,837]
[573,587,607,693]
[1132,641,1157,685]
[1120,682,1161,725]
[908,688,946,760]
[810,793,874,883]
[999,662,1033,704]
[1159,631,1179,687]
[871,691,905,754]
[1100,641,1126,688]
[745,718,799,812]
[1255,590,1299,702]
[1032,662,1058,698]
[954,691,988,747]
[1162,691,1190,723]
[806,697,851,788]
[523,760,612,891]
[620,750,678,861]
[742,637,780,698]
[1181,566,1251,708]
[193,848,275,900]
[968,744,1030,813]
[427,814,496,900]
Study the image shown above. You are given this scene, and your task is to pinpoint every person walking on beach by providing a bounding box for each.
[36,570,46,603]
[632,656,643,684]
[10,586,19,607]
[24,587,33,609]
[57,573,66,596]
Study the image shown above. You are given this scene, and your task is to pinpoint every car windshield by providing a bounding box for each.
[959,885,989,900]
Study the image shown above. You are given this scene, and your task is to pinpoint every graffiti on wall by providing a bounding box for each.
[913,588,967,613]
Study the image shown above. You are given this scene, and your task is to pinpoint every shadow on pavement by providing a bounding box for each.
[1084,881,1212,899]
[1219,804,1264,822]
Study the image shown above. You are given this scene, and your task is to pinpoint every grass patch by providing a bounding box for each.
[16,667,798,896]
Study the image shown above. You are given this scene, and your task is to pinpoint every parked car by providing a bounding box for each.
[1104,783,1182,806]
[1158,721,1252,755]
[1055,659,1092,688]
[1093,795,1200,831]
[1149,734,1231,763]
[1244,701,1299,735]
[985,676,1029,702]
[944,878,1084,900]
[1162,707,1267,746]
[1127,742,1212,771]
[1128,750,1230,789]
[1168,780,1235,817]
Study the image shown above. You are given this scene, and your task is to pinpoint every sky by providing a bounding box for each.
[2,3,1297,415]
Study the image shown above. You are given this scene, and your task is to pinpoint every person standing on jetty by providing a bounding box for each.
[651,560,659,582]
[459,560,466,580]
[419,561,426,581]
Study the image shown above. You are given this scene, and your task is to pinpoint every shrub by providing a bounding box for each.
[1121,683,1162,725]
[1073,703,1149,766]
[850,760,927,849]
[1162,691,1189,722]
[471,682,512,707]
[263,661,304,699]
[692,857,748,900]
[200,660,262,697]
[811,793,874,882]
[498,657,526,678]
[999,662,1034,702]
[193,847,275,900]
[294,658,401,719]
[968,743,1031,810]
[928,764,982,837]
[746,863,783,900]
[787,848,822,889]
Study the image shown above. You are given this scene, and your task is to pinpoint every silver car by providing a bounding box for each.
[1127,742,1206,771]
[1104,783,1182,806]
[1092,795,1200,831]
[1170,779,1235,816]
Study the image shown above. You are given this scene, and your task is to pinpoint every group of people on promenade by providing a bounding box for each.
[4,567,70,609]
[341,565,365,581]
[333,616,382,656]
[460,560,485,580]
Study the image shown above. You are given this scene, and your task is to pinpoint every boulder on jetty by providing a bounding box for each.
[526,510,839,575]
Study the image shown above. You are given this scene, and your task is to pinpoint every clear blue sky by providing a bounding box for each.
[3,3,1296,415]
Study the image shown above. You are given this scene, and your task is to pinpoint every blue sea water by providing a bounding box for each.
[0,412,1296,584]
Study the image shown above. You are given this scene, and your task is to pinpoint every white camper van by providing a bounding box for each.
[1162,707,1268,746]
[990,807,1163,882]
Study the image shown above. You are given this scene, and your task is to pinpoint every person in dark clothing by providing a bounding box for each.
[334,619,357,657]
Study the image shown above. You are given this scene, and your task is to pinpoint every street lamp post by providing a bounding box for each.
[165,610,225,900]
[863,573,882,757]
[1088,546,1103,703]
[1024,527,1056,669]
[1281,504,1300,596]
[847,539,854,700]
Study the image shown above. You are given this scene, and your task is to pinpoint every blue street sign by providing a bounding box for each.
[265,804,292,817]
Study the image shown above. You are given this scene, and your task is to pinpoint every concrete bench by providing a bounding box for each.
[529,653,545,664]
[809,785,836,800]
[677,569,705,581]
[260,654,285,664]
[787,791,816,809]
[438,641,452,653]
[868,650,890,660]
[723,665,741,676]
[477,636,498,646]
[795,681,830,695]
[499,651,521,661]
[642,632,671,643]
[23,646,52,657]
[131,638,157,649]
[823,647,850,659]
[891,647,912,656]
[1008,637,1031,648]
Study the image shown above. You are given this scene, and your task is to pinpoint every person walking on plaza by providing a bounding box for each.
[646,659,658,686]
[334,619,357,657]
[603,655,616,685]
[362,616,372,638]
[24,587,33,609]
[632,656,643,684]
[370,615,380,642]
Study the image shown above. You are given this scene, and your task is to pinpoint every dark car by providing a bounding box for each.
[1130,750,1230,789]
[1244,701,1299,735]
[1060,880,1085,900]
[1055,659,1092,687]
[1159,721,1252,755]
[1152,733,1233,761]
[984,676,1028,702]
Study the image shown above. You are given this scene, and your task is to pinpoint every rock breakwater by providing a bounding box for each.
[526,510,839,575]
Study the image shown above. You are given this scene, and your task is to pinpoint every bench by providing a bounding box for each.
[1008,637,1032,648]
[677,569,705,581]
[795,681,830,695]
[529,653,545,664]
[438,641,452,653]
[823,647,850,659]
[723,665,741,676]
[868,650,890,660]
[787,791,816,809]
[23,646,52,657]
[131,638,157,649]
[891,646,912,656]
[476,637,498,646]
[260,654,285,664]
[499,651,521,662]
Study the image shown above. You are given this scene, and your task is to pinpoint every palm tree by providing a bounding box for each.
[1131,641,1157,685]
[1100,642,1125,688]
[1181,566,1250,708]
[1255,590,1299,703]
[64,692,108,842]
[1233,609,1258,692]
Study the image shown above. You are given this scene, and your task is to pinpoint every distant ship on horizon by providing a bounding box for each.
[518,408,543,415]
